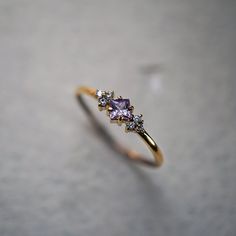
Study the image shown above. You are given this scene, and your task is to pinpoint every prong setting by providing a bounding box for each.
[96,89,114,110]
[126,114,145,133]
[128,105,134,111]
[96,89,145,133]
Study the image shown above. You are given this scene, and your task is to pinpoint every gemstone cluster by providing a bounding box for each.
[126,114,145,133]
[96,89,145,133]
[96,89,114,109]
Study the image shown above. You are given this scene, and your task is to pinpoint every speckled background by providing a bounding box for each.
[0,0,236,236]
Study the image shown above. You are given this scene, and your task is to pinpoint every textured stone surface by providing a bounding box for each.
[0,0,236,236]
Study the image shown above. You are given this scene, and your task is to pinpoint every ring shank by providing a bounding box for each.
[76,86,164,167]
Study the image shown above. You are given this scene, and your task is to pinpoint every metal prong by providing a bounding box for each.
[110,91,114,98]
[117,116,123,125]
[98,107,103,111]
[128,106,134,111]
[98,103,104,111]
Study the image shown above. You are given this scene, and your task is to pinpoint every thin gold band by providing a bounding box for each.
[75,86,164,168]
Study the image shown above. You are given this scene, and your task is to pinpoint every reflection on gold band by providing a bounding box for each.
[75,86,164,168]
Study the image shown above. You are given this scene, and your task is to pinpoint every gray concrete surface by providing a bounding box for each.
[0,0,236,236]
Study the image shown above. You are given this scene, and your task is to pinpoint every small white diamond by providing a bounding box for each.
[96,89,103,98]
[127,122,136,130]
[99,97,107,106]
[134,115,142,124]
[106,91,113,98]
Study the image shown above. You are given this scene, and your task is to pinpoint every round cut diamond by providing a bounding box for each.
[126,122,136,131]
[99,97,107,106]
[133,115,142,124]
[96,89,103,98]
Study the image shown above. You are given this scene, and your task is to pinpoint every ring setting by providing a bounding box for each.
[96,89,145,133]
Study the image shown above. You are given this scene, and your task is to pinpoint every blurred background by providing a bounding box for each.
[0,0,236,236]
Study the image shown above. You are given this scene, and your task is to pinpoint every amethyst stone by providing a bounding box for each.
[109,98,132,121]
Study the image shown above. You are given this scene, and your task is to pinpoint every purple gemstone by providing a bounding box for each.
[109,98,132,121]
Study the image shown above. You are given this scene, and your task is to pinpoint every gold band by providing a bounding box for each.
[75,86,164,168]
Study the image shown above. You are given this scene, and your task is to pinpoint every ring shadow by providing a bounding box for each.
[77,95,173,233]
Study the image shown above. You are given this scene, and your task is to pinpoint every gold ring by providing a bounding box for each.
[75,86,164,168]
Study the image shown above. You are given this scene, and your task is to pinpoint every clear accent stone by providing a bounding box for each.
[133,115,142,123]
[99,97,107,106]
[126,122,136,131]
[106,91,114,98]
[96,89,103,98]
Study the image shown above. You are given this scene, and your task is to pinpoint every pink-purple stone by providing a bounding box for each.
[109,98,132,121]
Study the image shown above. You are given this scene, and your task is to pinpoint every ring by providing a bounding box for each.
[75,86,164,168]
